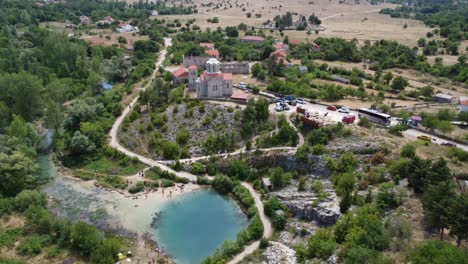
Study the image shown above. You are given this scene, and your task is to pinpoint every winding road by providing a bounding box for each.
[108,37,278,263]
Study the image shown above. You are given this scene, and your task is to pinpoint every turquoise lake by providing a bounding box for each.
[153,190,248,264]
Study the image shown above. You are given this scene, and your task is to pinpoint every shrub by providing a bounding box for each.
[358,117,372,128]
[303,228,337,260]
[401,143,416,158]
[128,182,145,194]
[160,179,175,187]
[272,214,287,230]
[190,162,206,175]
[212,175,235,195]
[312,144,327,155]
[176,128,190,145]
[18,235,51,256]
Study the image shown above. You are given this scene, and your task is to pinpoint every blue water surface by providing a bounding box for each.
[153,189,248,264]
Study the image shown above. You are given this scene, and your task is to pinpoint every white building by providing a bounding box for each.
[190,58,233,98]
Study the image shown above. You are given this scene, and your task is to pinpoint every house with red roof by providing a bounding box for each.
[274,43,289,51]
[205,49,220,59]
[172,67,189,84]
[269,49,291,67]
[240,36,265,43]
[200,43,215,50]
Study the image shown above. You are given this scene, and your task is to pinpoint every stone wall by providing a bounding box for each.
[220,62,250,74]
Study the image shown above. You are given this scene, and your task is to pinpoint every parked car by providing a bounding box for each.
[238,82,246,88]
[417,135,432,142]
[273,98,284,104]
[275,103,290,112]
[288,100,297,106]
[246,84,253,89]
[338,107,350,113]
[327,105,337,111]
[284,95,295,102]
[342,115,356,124]
[296,98,307,104]
[441,142,456,147]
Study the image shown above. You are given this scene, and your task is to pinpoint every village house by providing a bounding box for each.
[188,58,233,98]
[205,49,220,59]
[274,43,289,51]
[240,36,265,44]
[459,96,468,112]
[172,67,189,84]
[433,93,456,103]
[269,49,292,68]
[200,43,215,50]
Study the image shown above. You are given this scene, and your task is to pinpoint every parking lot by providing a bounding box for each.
[269,99,360,124]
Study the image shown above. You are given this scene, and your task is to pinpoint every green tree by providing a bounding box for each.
[269,167,290,189]
[422,181,456,240]
[71,222,102,257]
[304,228,337,259]
[90,238,121,264]
[45,102,64,132]
[448,193,468,247]
[251,63,262,77]
[401,143,416,158]
[382,72,393,84]
[212,175,235,194]
[391,76,408,90]
[0,151,37,197]
[5,115,29,140]
[69,131,96,155]
[408,240,468,264]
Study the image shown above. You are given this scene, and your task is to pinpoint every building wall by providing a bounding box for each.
[173,76,187,85]
[183,56,209,68]
[220,62,250,74]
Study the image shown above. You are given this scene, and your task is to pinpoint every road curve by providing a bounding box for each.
[108,38,273,263]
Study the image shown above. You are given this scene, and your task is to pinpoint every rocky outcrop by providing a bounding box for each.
[263,242,297,264]
[217,154,331,178]
[272,183,340,226]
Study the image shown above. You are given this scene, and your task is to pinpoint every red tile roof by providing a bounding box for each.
[270,50,287,58]
[311,41,320,49]
[188,65,198,70]
[274,43,288,50]
[173,67,188,78]
[223,73,233,80]
[241,36,265,42]
[205,49,220,57]
[200,43,215,50]
[289,39,302,45]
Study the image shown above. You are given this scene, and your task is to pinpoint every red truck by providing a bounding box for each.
[342,115,356,124]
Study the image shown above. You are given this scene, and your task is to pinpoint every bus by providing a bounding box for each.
[358,108,391,126]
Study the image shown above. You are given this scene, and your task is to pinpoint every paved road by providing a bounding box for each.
[108,38,275,263]
[403,129,468,151]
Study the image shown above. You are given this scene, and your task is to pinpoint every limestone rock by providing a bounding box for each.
[262,241,297,264]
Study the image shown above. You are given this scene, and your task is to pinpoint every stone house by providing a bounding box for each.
[172,67,189,84]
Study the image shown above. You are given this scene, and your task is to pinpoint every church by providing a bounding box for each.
[188,58,233,98]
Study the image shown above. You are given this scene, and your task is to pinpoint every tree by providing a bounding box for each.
[437,120,453,134]
[71,222,102,256]
[213,175,234,194]
[90,238,121,264]
[269,167,290,189]
[375,182,399,209]
[0,151,37,197]
[6,115,29,140]
[0,72,43,121]
[422,181,456,240]
[45,101,64,132]
[382,71,393,84]
[417,38,426,47]
[448,193,468,247]
[161,141,180,160]
[391,76,408,90]
[69,131,96,155]
[225,26,239,37]
[304,228,336,260]
[251,63,262,77]
[408,240,468,264]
